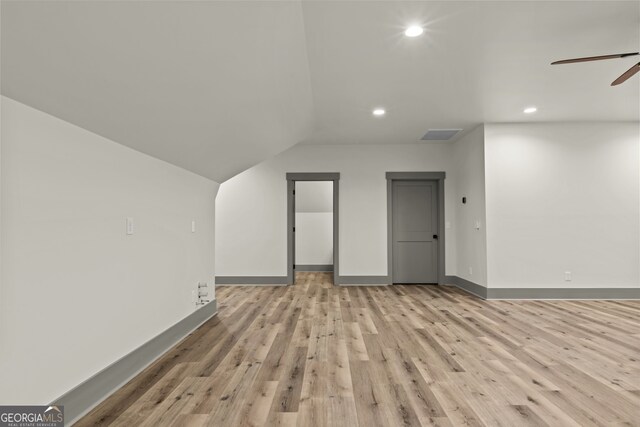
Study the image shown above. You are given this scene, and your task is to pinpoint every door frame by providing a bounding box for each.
[286,172,340,286]
[386,172,446,286]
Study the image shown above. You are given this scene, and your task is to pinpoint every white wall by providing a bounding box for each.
[0,97,219,404]
[451,125,488,287]
[295,181,333,213]
[295,181,333,266]
[216,143,455,278]
[295,213,333,265]
[485,122,639,288]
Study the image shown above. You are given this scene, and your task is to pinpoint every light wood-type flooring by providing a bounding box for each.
[77,272,640,426]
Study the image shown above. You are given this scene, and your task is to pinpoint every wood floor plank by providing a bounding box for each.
[238,380,279,427]
[139,377,207,427]
[271,345,308,413]
[349,360,396,427]
[205,361,262,426]
[110,363,199,426]
[77,272,640,427]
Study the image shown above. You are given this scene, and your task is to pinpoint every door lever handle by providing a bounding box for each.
[433,234,438,239]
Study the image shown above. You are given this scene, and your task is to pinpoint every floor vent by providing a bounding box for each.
[421,129,462,141]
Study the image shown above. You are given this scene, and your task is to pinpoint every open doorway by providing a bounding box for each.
[295,181,333,273]
[286,173,340,285]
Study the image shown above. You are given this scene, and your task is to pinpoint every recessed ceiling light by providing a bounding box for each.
[523,106,537,114]
[404,26,424,37]
[372,108,386,117]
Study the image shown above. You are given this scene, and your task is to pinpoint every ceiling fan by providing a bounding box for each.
[551,52,639,86]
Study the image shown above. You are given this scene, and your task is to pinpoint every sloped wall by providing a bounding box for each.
[0,97,219,404]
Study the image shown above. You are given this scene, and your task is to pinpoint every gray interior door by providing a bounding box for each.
[392,180,438,284]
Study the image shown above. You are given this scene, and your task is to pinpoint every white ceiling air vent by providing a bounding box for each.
[421,129,462,141]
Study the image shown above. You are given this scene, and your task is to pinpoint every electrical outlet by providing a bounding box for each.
[469,266,473,275]
[564,271,572,281]
[191,220,196,233]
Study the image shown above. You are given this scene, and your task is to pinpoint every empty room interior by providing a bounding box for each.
[1,1,639,426]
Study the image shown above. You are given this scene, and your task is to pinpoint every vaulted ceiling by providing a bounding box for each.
[1,1,314,182]
[2,1,638,182]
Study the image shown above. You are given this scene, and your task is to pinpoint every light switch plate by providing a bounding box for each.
[191,220,196,233]
[126,217,134,235]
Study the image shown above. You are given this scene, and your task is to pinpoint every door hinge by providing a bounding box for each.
[293,190,295,195]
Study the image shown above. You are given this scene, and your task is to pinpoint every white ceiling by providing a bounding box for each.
[301,0,639,145]
[2,1,638,181]
[1,1,314,182]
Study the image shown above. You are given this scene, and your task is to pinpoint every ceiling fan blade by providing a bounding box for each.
[551,52,639,65]
[611,62,640,86]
